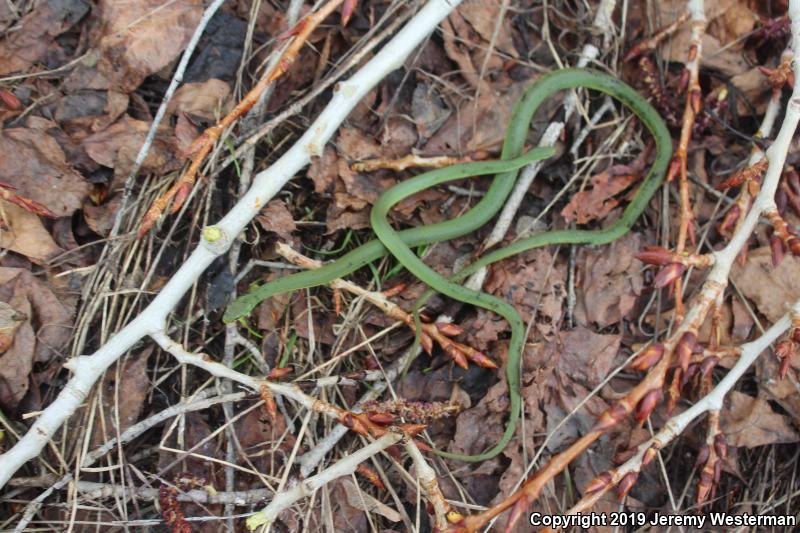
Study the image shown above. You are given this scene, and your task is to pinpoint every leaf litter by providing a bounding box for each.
[0,0,799,530]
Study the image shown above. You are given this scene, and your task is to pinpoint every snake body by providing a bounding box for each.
[225,69,671,462]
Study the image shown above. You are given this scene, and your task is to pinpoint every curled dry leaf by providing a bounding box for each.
[656,0,757,77]
[0,268,73,410]
[256,200,297,241]
[561,147,651,225]
[0,128,90,217]
[573,232,646,328]
[440,1,518,93]
[730,246,800,322]
[555,327,621,389]
[721,391,800,448]
[54,89,130,134]
[483,247,566,340]
[90,348,152,448]
[96,0,204,92]
[447,377,509,465]
[82,115,179,186]
[0,200,63,263]
[307,146,339,194]
[423,81,534,154]
[0,301,26,355]
[340,478,401,522]
[167,79,231,120]
[0,0,90,75]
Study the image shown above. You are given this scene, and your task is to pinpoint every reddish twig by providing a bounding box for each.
[138,0,354,236]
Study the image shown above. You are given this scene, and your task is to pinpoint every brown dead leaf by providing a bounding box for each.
[725,67,772,115]
[721,391,799,448]
[90,348,152,448]
[0,268,73,410]
[0,200,63,263]
[96,0,204,92]
[171,77,229,152]
[758,353,800,423]
[411,82,451,138]
[167,79,231,120]
[256,201,297,241]
[556,328,621,388]
[0,128,90,217]
[441,2,518,93]
[656,0,757,76]
[379,117,418,159]
[561,146,652,224]
[82,115,179,185]
[255,271,292,332]
[54,89,130,134]
[447,376,509,466]
[338,126,382,162]
[83,195,121,237]
[174,112,202,155]
[0,0,90,75]
[560,170,637,224]
[730,247,800,322]
[330,479,369,533]
[423,81,536,154]
[574,232,646,328]
[340,478,401,522]
[0,301,26,354]
[308,147,339,194]
[484,247,566,340]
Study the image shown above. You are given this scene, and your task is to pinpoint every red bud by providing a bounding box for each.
[654,262,686,288]
[777,187,789,214]
[382,283,406,297]
[630,343,665,371]
[681,363,700,387]
[697,469,714,504]
[780,355,791,379]
[634,246,674,266]
[666,155,682,182]
[642,444,659,466]
[700,356,719,377]
[617,471,639,500]
[675,331,699,372]
[635,389,663,424]
[719,204,740,234]
[771,235,786,267]
[592,401,628,432]
[444,344,468,369]
[467,351,498,369]
[341,0,358,26]
[0,89,21,110]
[267,366,293,380]
[694,445,710,469]
[436,322,464,336]
[367,412,396,425]
[713,434,728,460]
[584,471,613,495]
[420,333,433,355]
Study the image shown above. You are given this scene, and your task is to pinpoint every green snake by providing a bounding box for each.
[224,68,671,462]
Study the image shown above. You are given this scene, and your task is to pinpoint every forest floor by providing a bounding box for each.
[0,0,799,531]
